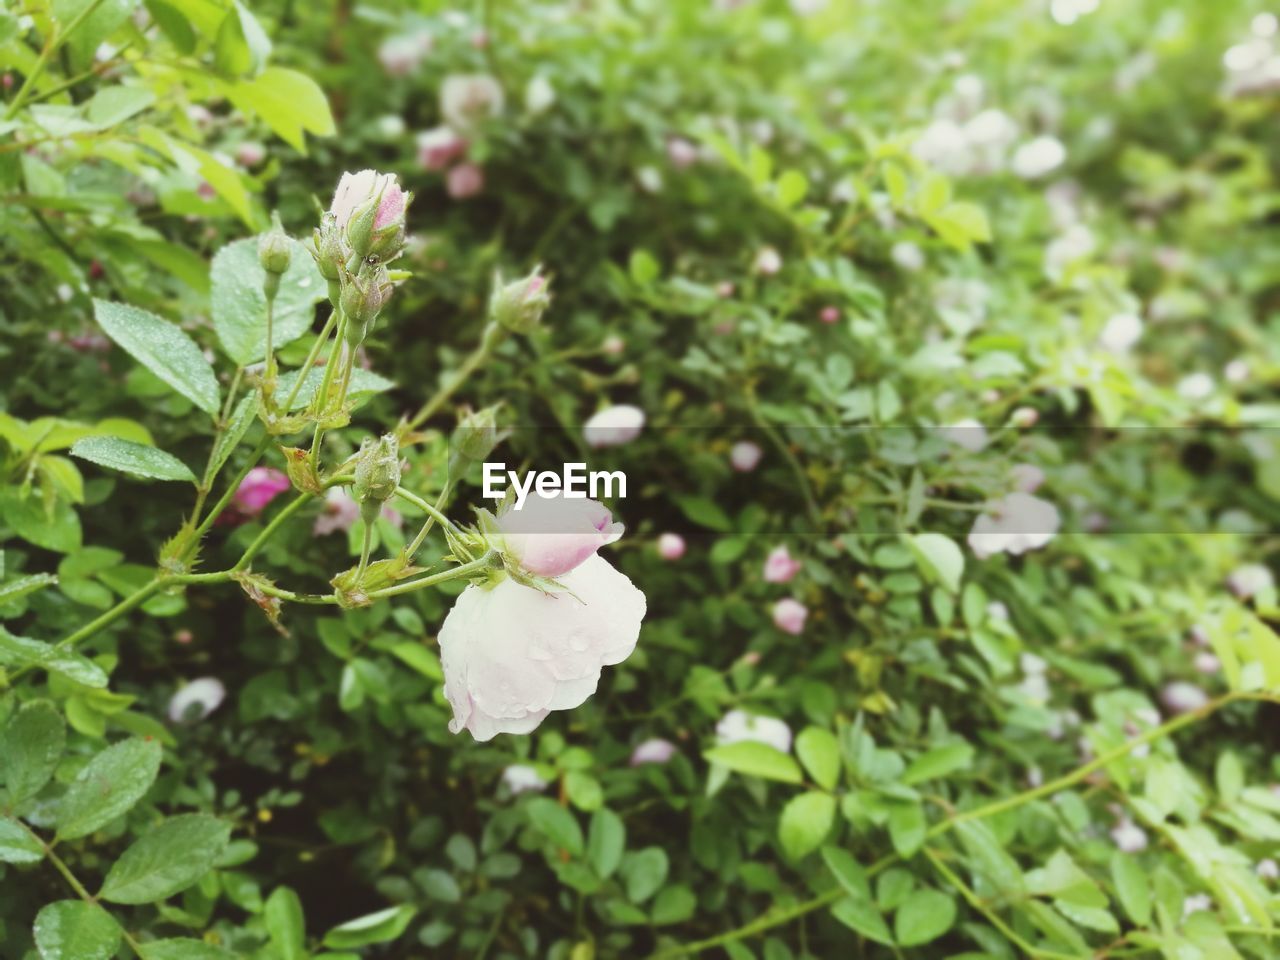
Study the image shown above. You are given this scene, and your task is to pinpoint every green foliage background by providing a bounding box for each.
[2,0,1280,958]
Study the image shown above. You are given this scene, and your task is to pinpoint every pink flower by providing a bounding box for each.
[314,487,361,536]
[1010,406,1039,427]
[416,125,468,171]
[968,493,1060,559]
[753,246,782,276]
[447,163,484,199]
[498,495,624,579]
[630,738,677,766]
[763,545,801,583]
[1160,681,1208,715]
[715,281,735,298]
[236,142,265,167]
[730,440,762,472]
[666,137,699,169]
[233,468,290,517]
[330,170,404,232]
[657,533,686,560]
[601,335,625,356]
[820,306,840,324]
[772,597,808,635]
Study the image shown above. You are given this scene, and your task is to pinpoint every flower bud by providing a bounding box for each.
[330,170,410,262]
[450,404,504,469]
[311,214,343,282]
[340,261,393,333]
[353,435,401,514]
[258,213,292,277]
[490,267,551,334]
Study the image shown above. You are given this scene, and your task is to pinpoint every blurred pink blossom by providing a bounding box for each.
[763,545,801,584]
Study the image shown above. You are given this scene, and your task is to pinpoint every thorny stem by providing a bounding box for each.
[281,308,340,412]
[405,484,453,559]
[366,553,496,600]
[647,690,1280,958]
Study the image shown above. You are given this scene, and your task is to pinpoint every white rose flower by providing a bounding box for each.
[1011,135,1066,179]
[168,677,226,723]
[968,493,1061,559]
[440,73,505,132]
[500,764,549,795]
[583,404,645,448]
[1099,312,1144,353]
[715,709,793,753]
[440,556,646,741]
[942,418,989,452]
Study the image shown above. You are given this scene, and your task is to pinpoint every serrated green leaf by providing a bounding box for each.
[93,300,220,415]
[795,726,841,790]
[33,900,121,960]
[101,814,230,903]
[70,436,196,482]
[264,886,306,960]
[894,889,956,947]
[209,236,325,365]
[1111,851,1152,925]
[57,737,163,840]
[139,940,237,960]
[0,814,45,864]
[525,797,584,856]
[226,67,334,154]
[587,808,626,879]
[779,791,836,860]
[322,905,417,950]
[906,533,965,594]
[831,895,894,945]
[0,573,59,607]
[1,700,66,805]
[902,741,974,785]
[622,847,668,903]
[704,741,803,784]
[0,628,108,688]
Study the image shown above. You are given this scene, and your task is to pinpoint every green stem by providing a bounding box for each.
[234,492,311,572]
[365,553,495,600]
[394,485,462,542]
[404,484,453,559]
[281,309,339,412]
[406,322,507,430]
[925,847,1074,960]
[191,435,272,538]
[648,690,1280,958]
[744,385,821,526]
[308,310,348,470]
[355,518,374,577]
[4,0,111,121]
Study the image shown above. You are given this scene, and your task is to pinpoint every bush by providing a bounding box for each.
[2,1,1279,958]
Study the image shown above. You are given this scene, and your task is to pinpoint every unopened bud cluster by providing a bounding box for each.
[311,170,412,340]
